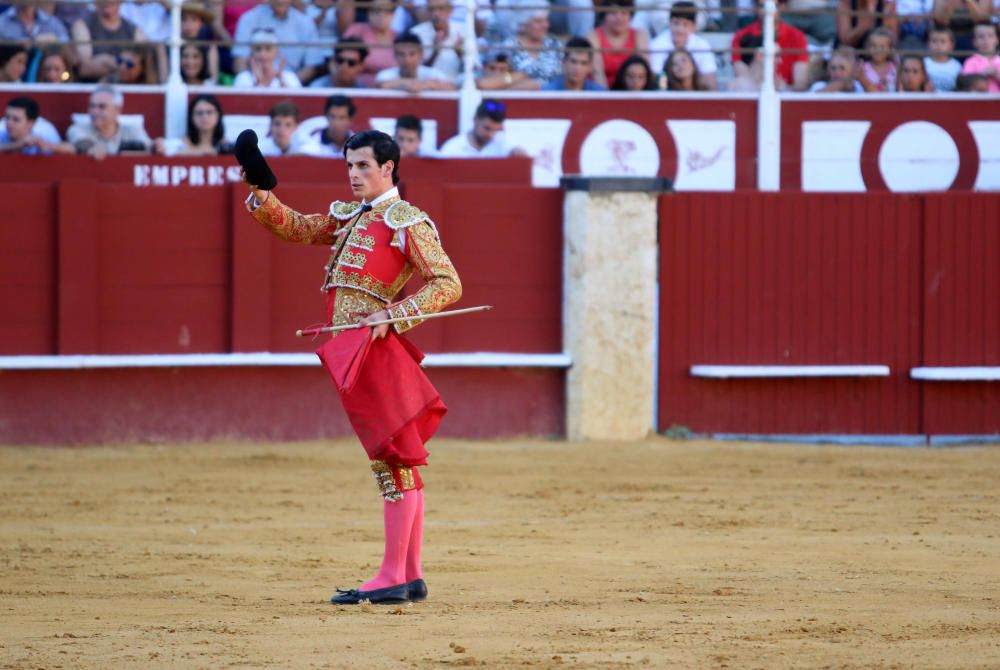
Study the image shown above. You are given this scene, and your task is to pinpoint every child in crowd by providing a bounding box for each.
[955,73,989,91]
[923,27,962,92]
[809,48,864,92]
[857,27,896,91]
[662,48,709,90]
[897,54,935,91]
[960,23,1000,92]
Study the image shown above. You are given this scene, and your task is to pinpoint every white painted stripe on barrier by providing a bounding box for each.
[691,365,890,378]
[0,352,572,370]
[910,367,1000,381]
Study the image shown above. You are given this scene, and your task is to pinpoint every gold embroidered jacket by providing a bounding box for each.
[248,192,461,333]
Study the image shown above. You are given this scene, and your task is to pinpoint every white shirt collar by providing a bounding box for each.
[366,186,399,207]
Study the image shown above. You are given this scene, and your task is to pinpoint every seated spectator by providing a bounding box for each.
[856,27,896,91]
[0,43,28,82]
[612,53,658,89]
[105,44,159,84]
[0,96,73,155]
[553,0,596,38]
[543,37,608,89]
[181,43,214,84]
[67,85,152,158]
[960,23,1000,92]
[0,0,70,56]
[783,0,838,45]
[71,0,148,82]
[37,48,74,83]
[180,2,220,83]
[476,49,538,89]
[896,0,933,49]
[308,94,355,157]
[309,40,368,88]
[394,114,422,157]
[437,100,512,157]
[727,32,767,90]
[121,0,170,43]
[663,47,711,89]
[731,0,810,90]
[305,0,353,41]
[836,0,898,48]
[42,0,87,34]
[632,0,708,40]
[232,0,328,85]
[897,53,934,90]
[409,0,471,80]
[375,31,456,91]
[499,9,564,85]
[259,100,321,156]
[233,28,303,88]
[808,47,865,90]
[182,94,232,155]
[588,0,650,88]
[924,26,961,91]
[931,0,993,54]
[343,0,398,87]
[955,72,988,91]
[648,1,718,90]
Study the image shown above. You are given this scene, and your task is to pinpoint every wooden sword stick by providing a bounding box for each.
[295,305,493,337]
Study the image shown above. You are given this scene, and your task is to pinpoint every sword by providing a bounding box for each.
[295,305,493,337]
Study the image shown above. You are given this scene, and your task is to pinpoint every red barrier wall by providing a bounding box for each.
[0,367,563,445]
[658,192,999,436]
[0,184,56,355]
[0,167,565,444]
[922,195,1000,434]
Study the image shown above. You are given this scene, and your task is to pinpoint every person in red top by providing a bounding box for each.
[731,0,810,90]
[587,0,650,88]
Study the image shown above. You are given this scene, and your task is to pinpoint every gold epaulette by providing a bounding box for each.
[384,200,439,244]
[329,200,363,220]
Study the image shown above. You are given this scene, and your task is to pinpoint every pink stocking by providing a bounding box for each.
[405,489,425,582]
[361,489,418,591]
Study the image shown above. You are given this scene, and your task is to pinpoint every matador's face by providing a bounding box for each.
[345,146,394,202]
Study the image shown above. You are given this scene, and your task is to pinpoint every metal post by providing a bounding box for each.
[757,0,781,191]
[164,0,188,140]
[458,0,482,135]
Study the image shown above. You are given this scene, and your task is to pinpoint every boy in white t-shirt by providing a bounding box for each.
[648,1,718,89]
[923,26,962,92]
[258,101,321,157]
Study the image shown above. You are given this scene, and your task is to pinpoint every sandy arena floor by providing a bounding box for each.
[1,437,998,669]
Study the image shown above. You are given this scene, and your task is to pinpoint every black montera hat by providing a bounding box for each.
[234,129,278,191]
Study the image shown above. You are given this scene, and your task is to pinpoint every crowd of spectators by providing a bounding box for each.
[0,0,995,93]
[1,0,997,156]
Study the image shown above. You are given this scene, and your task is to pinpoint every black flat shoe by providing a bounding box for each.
[330,583,409,605]
[406,578,428,602]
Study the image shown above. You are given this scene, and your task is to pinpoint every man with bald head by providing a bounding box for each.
[232,0,328,84]
[66,85,151,158]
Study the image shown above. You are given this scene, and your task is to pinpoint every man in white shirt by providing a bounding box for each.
[436,100,511,158]
[308,94,355,158]
[648,1,718,88]
[375,32,456,92]
[409,0,469,79]
[0,96,74,155]
[233,28,304,88]
[259,101,322,156]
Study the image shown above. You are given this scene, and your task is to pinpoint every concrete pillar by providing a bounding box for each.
[562,177,671,441]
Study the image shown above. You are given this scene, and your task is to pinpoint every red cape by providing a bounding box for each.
[316,329,446,465]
